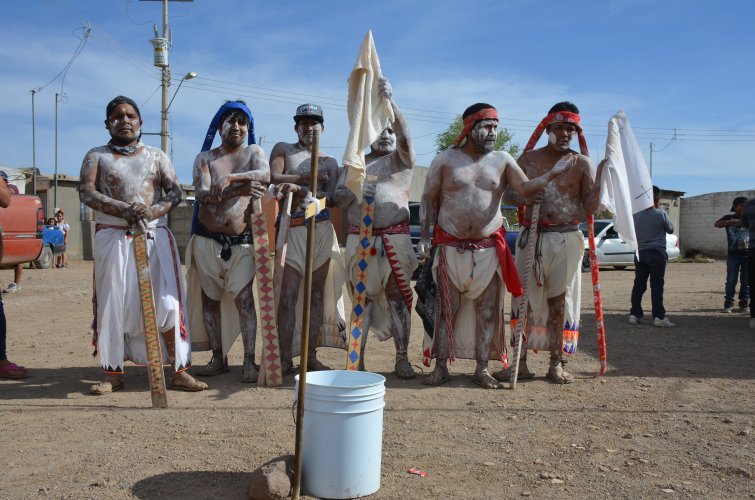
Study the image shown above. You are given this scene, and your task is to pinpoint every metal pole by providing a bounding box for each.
[159,0,170,154]
[649,142,653,179]
[292,128,320,500]
[54,92,59,213]
[31,88,38,195]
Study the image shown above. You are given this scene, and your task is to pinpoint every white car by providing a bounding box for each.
[580,220,680,271]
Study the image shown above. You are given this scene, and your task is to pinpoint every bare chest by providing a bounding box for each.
[97,152,159,198]
[284,148,316,176]
[444,162,505,195]
[209,150,252,178]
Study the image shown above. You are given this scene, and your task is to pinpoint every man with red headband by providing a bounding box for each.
[418,103,575,389]
[497,101,605,384]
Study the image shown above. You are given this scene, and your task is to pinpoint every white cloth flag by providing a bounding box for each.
[342,30,395,202]
[600,110,654,251]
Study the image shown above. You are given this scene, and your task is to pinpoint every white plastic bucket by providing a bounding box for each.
[294,370,386,499]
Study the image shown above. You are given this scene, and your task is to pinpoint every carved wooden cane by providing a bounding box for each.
[132,221,168,408]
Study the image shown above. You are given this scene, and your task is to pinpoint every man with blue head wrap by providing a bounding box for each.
[185,100,271,383]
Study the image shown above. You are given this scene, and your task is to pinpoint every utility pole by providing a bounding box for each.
[54,92,60,213]
[30,87,40,195]
[159,0,169,154]
[143,0,193,154]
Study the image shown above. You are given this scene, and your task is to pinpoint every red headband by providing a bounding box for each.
[523,110,588,155]
[453,108,499,146]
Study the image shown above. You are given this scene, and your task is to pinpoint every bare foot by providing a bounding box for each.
[422,363,449,386]
[492,365,535,382]
[194,355,228,377]
[281,360,297,376]
[90,375,124,395]
[546,363,574,384]
[169,371,208,391]
[395,357,417,379]
[307,357,332,372]
[241,358,259,383]
[473,367,500,389]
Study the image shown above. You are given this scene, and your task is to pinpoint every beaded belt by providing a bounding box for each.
[347,222,409,236]
[285,208,331,228]
[539,223,580,233]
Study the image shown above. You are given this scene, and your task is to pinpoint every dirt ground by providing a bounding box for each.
[0,258,753,499]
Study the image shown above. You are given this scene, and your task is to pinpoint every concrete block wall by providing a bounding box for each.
[679,190,755,258]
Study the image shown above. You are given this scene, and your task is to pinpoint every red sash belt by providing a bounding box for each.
[433,225,523,298]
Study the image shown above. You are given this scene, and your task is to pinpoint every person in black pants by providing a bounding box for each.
[740,197,755,328]
[629,186,675,327]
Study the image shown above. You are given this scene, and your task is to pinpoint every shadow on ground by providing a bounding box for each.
[577,311,753,380]
[132,471,252,500]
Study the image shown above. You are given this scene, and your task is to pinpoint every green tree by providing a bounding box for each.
[434,114,521,157]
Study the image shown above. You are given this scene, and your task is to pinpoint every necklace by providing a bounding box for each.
[108,141,142,155]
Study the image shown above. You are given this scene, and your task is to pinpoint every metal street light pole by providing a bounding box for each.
[54,92,60,213]
[30,87,40,195]
[141,71,197,144]
[167,71,197,111]
[167,71,197,160]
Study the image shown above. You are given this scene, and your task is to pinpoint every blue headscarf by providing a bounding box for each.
[201,100,256,152]
[192,101,257,235]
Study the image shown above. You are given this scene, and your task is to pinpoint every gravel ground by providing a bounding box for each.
[0,259,752,499]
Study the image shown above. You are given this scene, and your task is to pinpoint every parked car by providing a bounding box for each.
[0,194,65,270]
[409,202,430,262]
[580,219,680,271]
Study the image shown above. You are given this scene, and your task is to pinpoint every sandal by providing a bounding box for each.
[0,361,29,379]
[90,376,124,395]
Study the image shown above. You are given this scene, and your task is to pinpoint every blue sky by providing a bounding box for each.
[1,0,753,197]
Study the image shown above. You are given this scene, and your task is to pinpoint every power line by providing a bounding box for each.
[37,24,92,93]
[42,0,753,142]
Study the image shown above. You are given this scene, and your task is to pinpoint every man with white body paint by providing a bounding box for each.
[496,101,605,384]
[334,78,417,379]
[187,101,270,383]
[80,96,207,395]
[418,103,575,389]
[270,103,345,373]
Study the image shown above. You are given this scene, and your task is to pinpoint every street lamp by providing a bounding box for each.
[167,71,197,111]
[157,71,197,154]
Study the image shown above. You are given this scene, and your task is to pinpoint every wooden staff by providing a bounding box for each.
[345,194,375,370]
[511,203,540,390]
[586,214,608,376]
[132,221,168,408]
[273,192,294,310]
[292,128,320,500]
[250,198,282,387]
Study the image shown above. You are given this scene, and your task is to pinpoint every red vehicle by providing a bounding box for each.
[0,195,60,269]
